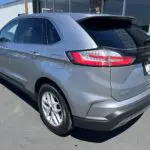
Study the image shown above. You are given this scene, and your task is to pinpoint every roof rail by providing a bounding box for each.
[18,13,27,17]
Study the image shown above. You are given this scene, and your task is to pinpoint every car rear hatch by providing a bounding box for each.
[78,16,150,101]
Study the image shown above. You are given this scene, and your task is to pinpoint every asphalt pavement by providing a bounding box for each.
[0,79,150,150]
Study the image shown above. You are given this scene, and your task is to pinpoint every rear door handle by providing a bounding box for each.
[30,51,40,56]
[0,45,8,50]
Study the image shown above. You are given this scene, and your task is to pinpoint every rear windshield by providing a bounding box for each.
[79,17,148,49]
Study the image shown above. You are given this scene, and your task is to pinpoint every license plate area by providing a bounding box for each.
[144,61,150,75]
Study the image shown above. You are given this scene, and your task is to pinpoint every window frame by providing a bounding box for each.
[44,18,61,45]
[13,17,61,46]
[14,18,47,45]
[0,19,19,43]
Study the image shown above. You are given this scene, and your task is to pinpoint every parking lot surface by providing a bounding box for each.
[0,79,150,150]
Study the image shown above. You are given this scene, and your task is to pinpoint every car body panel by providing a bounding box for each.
[0,13,150,130]
[0,42,11,75]
[41,61,111,117]
[111,64,150,101]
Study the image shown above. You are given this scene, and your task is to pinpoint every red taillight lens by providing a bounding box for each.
[67,49,135,67]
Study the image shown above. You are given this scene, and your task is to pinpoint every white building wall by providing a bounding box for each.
[0,0,33,29]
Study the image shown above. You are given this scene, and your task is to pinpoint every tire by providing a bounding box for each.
[38,84,73,136]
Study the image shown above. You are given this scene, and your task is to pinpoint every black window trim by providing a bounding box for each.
[44,18,61,45]
[0,19,19,43]
[14,17,47,45]
[13,16,61,45]
[37,16,62,45]
[0,18,18,34]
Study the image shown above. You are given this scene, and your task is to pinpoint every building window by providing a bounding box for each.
[104,0,123,15]
[55,0,69,12]
[37,0,105,13]
[126,0,150,26]
[40,0,53,12]
[90,0,104,14]
[71,0,90,13]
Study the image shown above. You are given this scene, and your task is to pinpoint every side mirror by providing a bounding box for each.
[0,37,10,42]
[0,37,3,42]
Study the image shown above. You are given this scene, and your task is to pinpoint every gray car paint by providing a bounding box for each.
[111,64,150,101]
[0,13,150,122]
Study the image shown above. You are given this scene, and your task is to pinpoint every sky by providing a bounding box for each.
[0,0,14,5]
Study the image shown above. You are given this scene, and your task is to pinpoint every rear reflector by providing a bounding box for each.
[67,49,135,67]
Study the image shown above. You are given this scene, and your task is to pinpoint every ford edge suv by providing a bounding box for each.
[0,13,150,136]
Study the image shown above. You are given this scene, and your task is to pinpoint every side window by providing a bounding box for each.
[15,18,46,44]
[0,20,18,42]
[45,19,60,44]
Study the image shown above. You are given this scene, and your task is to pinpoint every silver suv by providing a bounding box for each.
[0,13,150,136]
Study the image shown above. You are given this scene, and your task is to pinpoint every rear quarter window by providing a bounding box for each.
[45,19,61,44]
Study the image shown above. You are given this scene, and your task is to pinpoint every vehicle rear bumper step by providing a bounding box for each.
[73,92,150,131]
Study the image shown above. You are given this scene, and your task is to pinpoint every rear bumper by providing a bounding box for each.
[73,89,150,131]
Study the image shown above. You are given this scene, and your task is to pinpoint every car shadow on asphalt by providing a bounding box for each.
[71,114,142,143]
[0,78,142,143]
[0,78,39,112]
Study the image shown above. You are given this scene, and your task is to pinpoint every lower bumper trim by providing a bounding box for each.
[73,98,150,131]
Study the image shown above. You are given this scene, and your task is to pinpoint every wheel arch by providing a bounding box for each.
[35,77,73,115]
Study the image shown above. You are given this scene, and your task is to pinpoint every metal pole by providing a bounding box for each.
[69,0,72,13]
[101,0,104,14]
[45,0,47,8]
[122,0,127,16]
[24,0,28,14]
[53,0,55,12]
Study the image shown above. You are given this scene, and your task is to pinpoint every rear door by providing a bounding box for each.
[7,18,47,89]
[0,20,19,76]
[8,17,61,92]
[79,17,150,101]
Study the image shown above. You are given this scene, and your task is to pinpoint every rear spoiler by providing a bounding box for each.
[78,15,136,30]
[77,15,135,23]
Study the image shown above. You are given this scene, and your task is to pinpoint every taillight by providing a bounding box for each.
[66,49,135,67]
